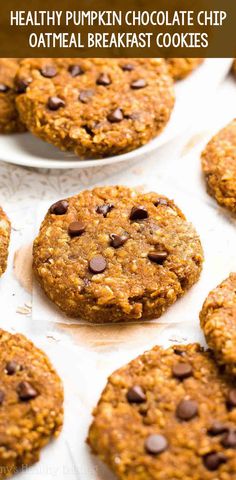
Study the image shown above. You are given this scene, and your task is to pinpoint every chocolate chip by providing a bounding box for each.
[130,206,148,221]
[203,452,227,471]
[148,252,168,264]
[176,399,198,421]
[5,361,20,375]
[154,198,168,207]
[40,66,57,78]
[68,65,84,77]
[131,79,147,89]
[15,77,32,93]
[107,108,123,123]
[79,89,94,104]
[0,84,9,93]
[17,381,38,401]
[145,434,168,455]
[50,200,68,215]
[68,221,85,237]
[0,391,5,405]
[47,96,65,111]
[121,64,134,71]
[173,348,185,356]
[96,73,111,86]
[227,389,236,408]
[110,233,128,249]
[221,430,236,448]
[89,255,107,274]
[172,363,193,380]
[127,386,146,403]
[208,422,229,436]
[96,203,114,217]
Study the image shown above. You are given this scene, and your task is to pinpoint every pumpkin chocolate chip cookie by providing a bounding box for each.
[0,59,25,133]
[200,274,236,372]
[88,343,236,479]
[166,58,203,80]
[15,58,175,159]
[0,329,63,478]
[0,207,10,277]
[33,186,203,323]
[201,120,236,213]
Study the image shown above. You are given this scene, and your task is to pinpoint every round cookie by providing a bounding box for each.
[88,343,236,480]
[0,329,63,478]
[200,274,236,371]
[0,207,11,277]
[0,59,25,133]
[201,120,236,213]
[33,186,203,323]
[15,58,175,159]
[166,58,203,80]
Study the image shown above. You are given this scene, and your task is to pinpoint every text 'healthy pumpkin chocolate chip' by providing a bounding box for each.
[0,84,9,93]
[107,108,123,123]
[203,452,227,471]
[68,64,84,77]
[176,399,198,420]
[17,381,38,401]
[130,206,148,221]
[172,362,193,379]
[68,221,85,237]
[96,203,114,217]
[131,79,147,89]
[110,233,128,248]
[47,96,65,111]
[126,386,146,403]
[96,73,111,86]
[145,435,168,455]
[40,66,57,78]
[50,200,68,215]
[89,255,107,274]
[148,251,168,264]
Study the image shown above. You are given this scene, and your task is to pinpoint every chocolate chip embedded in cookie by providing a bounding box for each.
[0,59,26,133]
[88,343,236,479]
[200,274,236,372]
[0,207,10,277]
[33,186,203,323]
[201,120,236,213]
[166,58,203,80]
[15,58,175,159]
[0,329,63,478]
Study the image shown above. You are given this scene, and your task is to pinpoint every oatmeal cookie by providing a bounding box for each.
[0,207,10,277]
[200,274,236,371]
[166,58,203,80]
[88,343,236,480]
[0,59,25,133]
[33,186,203,323]
[201,120,236,213]
[0,329,63,478]
[15,58,175,159]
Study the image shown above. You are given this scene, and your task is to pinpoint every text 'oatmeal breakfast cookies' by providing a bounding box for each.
[88,343,236,480]
[33,186,203,323]
[166,58,203,80]
[0,59,25,134]
[201,119,236,213]
[15,58,175,159]
[0,329,63,479]
[0,207,10,277]
[200,274,236,372]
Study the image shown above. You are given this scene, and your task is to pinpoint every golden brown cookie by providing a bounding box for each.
[33,186,203,323]
[0,207,10,276]
[15,58,175,159]
[88,343,236,480]
[166,58,203,80]
[0,329,63,478]
[200,274,236,372]
[0,59,25,133]
[201,120,236,213]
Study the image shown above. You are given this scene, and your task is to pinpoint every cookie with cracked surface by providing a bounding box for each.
[88,343,236,480]
[201,120,236,213]
[0,207,10,277]
[200,274,236,372]
[0,328,63,478]
[33,186,203,323]
[166,58,203,80]
[0,59,26,133]
[15,58,175,159]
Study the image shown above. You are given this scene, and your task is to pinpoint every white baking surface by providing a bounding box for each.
[0,65,235,479]
[0,58,232,169]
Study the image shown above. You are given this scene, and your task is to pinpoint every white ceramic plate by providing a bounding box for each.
[0,58,232,169]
